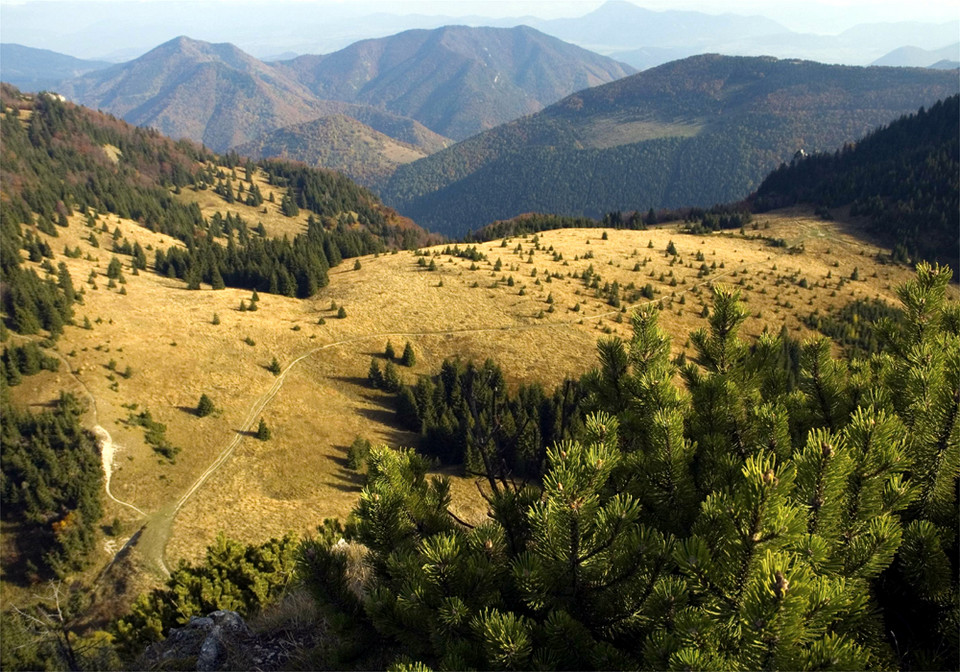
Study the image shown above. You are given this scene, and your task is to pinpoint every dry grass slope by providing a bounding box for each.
[8,200,956,598]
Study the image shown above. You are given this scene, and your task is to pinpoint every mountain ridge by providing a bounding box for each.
[272,24,635,140]
[232,114,432,186]
[380,54,960,237]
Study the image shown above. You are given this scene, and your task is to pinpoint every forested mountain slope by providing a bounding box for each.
[751,95,959,266]
[53,36,448,155]
[381,55,958,237]
[273,25,635,141]
[232,114,434,187]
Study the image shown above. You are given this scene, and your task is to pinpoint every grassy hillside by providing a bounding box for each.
[7,191,951,580]
[3,85,958,661]
[381,55,959,237]
[274,25,635,141]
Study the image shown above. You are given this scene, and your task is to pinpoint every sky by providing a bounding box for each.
[1,0,957,30]
[1,0,957,61]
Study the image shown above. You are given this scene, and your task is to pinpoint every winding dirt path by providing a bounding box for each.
[94,425,147,516]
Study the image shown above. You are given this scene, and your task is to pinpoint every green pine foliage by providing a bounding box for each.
[385,358,585,478]
[298,263,957,671]
[1,341,60,385]
[267,357,282,375]
[127,408,179,461]
[0,392,103,579]
[805,298,902,357]
[196,394,216,417]
[400,342,416,367]
[369,358,384,388]
[112,533,297,659]
[347,436,373,471]
[256,417,271,441]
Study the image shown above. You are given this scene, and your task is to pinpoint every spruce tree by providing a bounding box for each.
[196,394,215,417]
[267,357,281,375]
[400,342,416,367]
[255,417,271,441]
[369,358,384,388]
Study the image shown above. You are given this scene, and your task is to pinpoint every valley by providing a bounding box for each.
[8,188,945,595]
[1,5,958,664]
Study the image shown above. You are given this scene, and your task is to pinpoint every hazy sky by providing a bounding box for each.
[1,0,957,32]
[1,0,957,61]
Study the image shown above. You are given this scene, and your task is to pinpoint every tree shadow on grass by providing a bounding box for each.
[356,405,397,426]
[328,444,365,493]
[329,374,373,388]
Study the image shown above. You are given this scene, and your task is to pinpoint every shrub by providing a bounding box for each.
[196,394,216,418]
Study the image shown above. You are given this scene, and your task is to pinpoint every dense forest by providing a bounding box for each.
[85,263,959,671]
[386,357,586,478]
[0,391,103,580]
[751,95,959,266]
[381,55,958,236]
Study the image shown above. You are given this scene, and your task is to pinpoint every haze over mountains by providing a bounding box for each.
[872,43,960,69]
[0,43,110,93]
[271,25,634,140]
[382,55,959,236]
[3,0,958,70]
[46,27,632,156]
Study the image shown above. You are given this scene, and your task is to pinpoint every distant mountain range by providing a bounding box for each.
[34,27,631,158]
[871,43,960,68]
[381,55,959,237]
[0,43,110,92]
[272,25,635,140]
[4,0,958,70]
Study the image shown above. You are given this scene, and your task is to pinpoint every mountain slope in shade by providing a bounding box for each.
[928,60,960,70]
[871,43,960,68]
[274,25,635,140]
[752,95,958,266]
[381,55,959,237]
[233,114,431,186]
[0,43,110,92]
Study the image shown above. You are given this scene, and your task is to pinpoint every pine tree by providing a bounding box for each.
[196,394,215,417]
[256,417,271,441]
[383,361,402,393]
[267,357,281,375]
[369,358,384,388]
[400,342,416,367]
[385,341,396,360]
